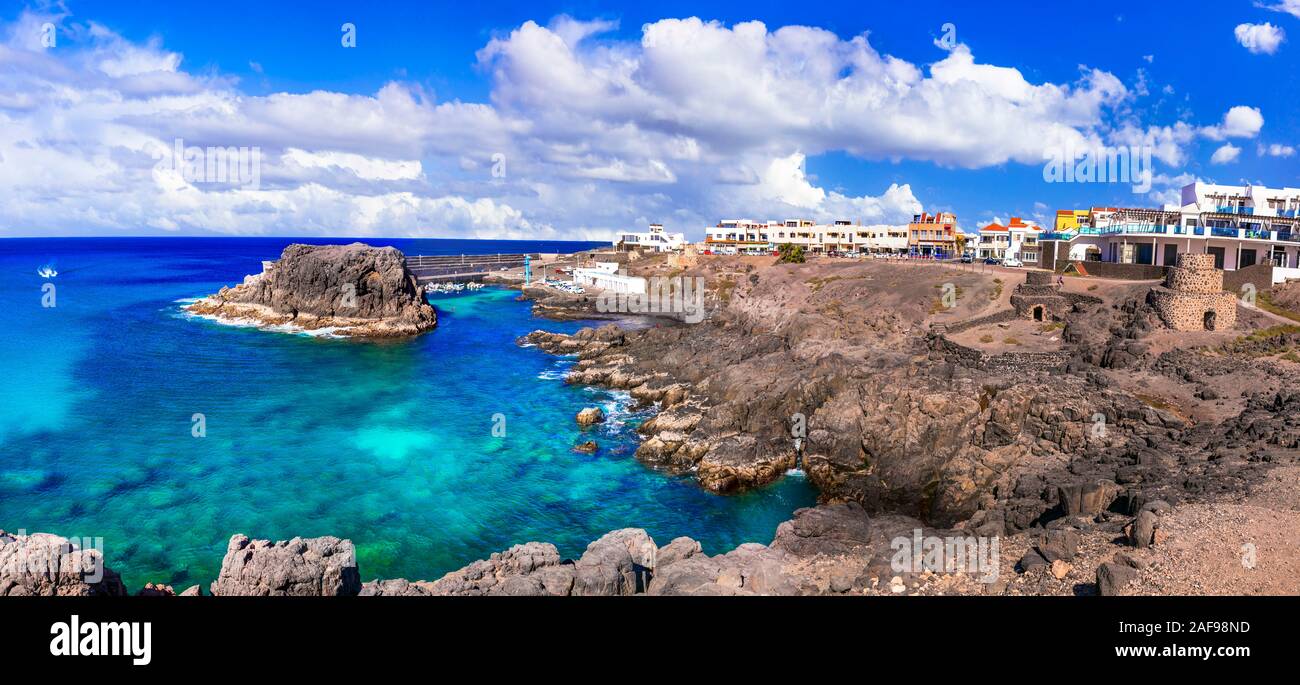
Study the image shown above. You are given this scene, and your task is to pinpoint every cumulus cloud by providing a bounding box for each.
[0,11,1243,238]
[1201,106,1265,140]
[1235,22,1285,54]
[1210,143,1242,164]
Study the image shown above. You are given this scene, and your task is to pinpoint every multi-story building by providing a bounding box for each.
[614,223,687,252]
[703,219,907,255]
[974,217,1042,262]
[907,211,958,257]
[1038,182,1300,281]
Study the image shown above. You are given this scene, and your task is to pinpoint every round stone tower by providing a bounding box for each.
[1148,253,1237,331]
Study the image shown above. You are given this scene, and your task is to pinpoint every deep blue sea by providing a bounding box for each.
[0,237,815,589]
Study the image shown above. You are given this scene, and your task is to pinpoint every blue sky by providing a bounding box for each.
[1,0,1298,238]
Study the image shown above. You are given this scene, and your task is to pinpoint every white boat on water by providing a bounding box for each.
[38,265,58,278]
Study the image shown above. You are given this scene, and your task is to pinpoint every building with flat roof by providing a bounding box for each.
[907,211,958,257]
[614,223,687,252]
[702,219,907,255]
[1037,183,1300,282]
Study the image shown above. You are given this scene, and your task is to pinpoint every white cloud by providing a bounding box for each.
[1149,172,1199,208]
[0,11,1238,238]
[1201,106,1265,140]
[1235,23,1285,54]
[1259,1,1300,19]
[1210,143,1242,164]
[1258,142,1296,157]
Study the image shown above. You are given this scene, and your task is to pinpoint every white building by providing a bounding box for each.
[974,217,1042,262]
[1041,182,1300,281]
[703,219,907,255]
[614,223,687,252]
[573,262,647,294]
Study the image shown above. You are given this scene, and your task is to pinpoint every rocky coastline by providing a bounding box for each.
[185,243,436,338]
[9,255,1299,597]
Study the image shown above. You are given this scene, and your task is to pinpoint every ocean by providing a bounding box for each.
[0,237,815,589]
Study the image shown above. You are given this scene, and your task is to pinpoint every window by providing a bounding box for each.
[1207,246,1226,269]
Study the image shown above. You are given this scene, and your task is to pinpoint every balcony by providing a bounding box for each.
[1278,232,1300,243]
[1096,223,1169,236]
[1215,206,1254,215]
[1244,229,1272,240]
[1278,209,1298,218]
[1210,227,1239,238]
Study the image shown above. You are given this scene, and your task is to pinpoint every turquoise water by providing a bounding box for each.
[0,238,816,589]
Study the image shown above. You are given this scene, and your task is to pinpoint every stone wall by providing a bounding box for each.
[931,335,1072,374]
[1069,261,1168,281]
[940,308,1019,335]
[1026,271,1054,286]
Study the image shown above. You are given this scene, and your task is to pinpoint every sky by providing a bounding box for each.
[1,0,1298,239]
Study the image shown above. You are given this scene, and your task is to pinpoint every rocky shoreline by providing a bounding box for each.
[9,256,1299,597]
[185,243,436,338]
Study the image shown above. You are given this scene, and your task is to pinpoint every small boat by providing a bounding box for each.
[38,265,58,278]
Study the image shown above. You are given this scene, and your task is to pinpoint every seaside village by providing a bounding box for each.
[496,180,1299,334]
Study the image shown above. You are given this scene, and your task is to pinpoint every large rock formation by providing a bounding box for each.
[209,534,361,596]
[0,530,127,596]
[186,243,436,337]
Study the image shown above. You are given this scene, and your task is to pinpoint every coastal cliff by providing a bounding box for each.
[186,243,436,337]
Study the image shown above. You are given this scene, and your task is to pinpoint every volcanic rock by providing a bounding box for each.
[576,407,605,427]
[185,243,436,337]
[0,530,127,596]
[210,534,361,596]
[1096,562,1138,596]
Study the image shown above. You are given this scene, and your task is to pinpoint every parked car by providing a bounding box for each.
[983,257,1000,265]
[1002,257,1023,268]
[960,253,974,263]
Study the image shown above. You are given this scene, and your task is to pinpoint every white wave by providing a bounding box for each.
[176,305,348,338]
[536,359,574,381]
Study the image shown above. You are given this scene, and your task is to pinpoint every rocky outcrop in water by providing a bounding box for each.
[209,534,361,596]
[0,530,127,596]
[185,243,436,337]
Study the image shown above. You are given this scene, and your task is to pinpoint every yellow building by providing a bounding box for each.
[1054,209,1090,232]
